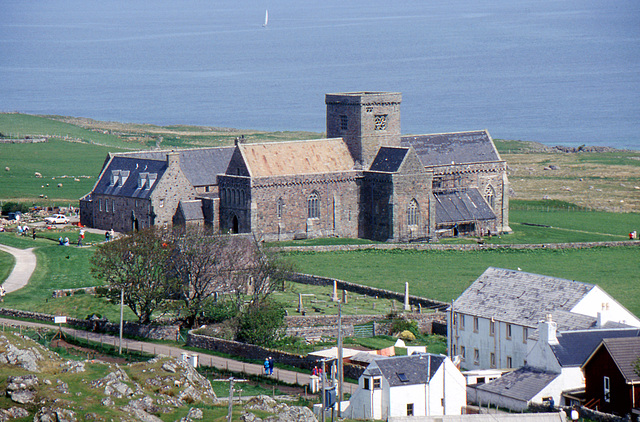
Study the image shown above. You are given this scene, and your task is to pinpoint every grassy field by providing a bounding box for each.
[283,246,640,317]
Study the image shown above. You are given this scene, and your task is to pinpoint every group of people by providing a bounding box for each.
[16,224,35,239]
[105,229,115,242]
[263,356,275,375]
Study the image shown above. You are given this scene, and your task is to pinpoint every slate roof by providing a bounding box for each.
[452,267,594,327]
[551,329,640,367]
[594,337,640,383]
[414,414,567,422]
[475,367,559,402]
[400,130,501,167]
[239,138,355,178]
[93,156,167,199]
[368,354,445,387]
[434,189,497,224]
[117,147,234,186]
[177,200,204,221]
[369,147,409,172]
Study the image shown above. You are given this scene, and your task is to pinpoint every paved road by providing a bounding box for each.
[0,244,36,293]
[0,317,358,395]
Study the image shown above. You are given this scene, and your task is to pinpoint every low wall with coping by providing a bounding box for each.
[0,308,179,341]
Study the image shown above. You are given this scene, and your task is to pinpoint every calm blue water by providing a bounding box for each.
[1,0,639,149]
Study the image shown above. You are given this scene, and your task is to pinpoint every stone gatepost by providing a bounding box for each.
[404,282,410,311]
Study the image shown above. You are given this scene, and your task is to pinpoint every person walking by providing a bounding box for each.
[268,356,274,375]
[32,228,36,240]
[0,285,5,302]
[264,358,270,375]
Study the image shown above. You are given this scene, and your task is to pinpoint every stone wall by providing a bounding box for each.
[289,272,449,311]
[528,403,629,422]
[0,308,179,341]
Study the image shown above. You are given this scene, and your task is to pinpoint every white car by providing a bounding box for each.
[44,214,69,225]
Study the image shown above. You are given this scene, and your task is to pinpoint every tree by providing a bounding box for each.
[168,226,245,328]
[235,298,286,347]
[91,227,176,324]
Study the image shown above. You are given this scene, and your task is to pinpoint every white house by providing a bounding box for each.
[343,353,466,420]
[448,267,640,371]
[467,316,640,411]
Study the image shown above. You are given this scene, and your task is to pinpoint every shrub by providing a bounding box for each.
[1,202,29,216]
[203,300,237,324]
[390,318,420,337]
[235,299,286,347]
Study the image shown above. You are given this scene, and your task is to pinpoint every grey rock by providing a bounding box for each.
[33,407,77,422]
[162,362,177,373]
[101,397,114,407]
[240,413,263,422]
[120,405,163,422]
[7,407,29,419]
[263,406,317,422]
[187,407,203,419]
[62,360,86,373]
[105,380,134,398]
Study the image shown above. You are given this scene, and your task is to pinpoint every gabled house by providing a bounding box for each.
[448,267,640,371]
[467,315,640,411]
[344,353,466,420]
[582,337,640,418]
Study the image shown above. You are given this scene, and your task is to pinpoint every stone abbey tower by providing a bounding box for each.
[326,92,402,168]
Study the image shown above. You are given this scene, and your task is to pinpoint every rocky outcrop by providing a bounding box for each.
[242,395,317,422]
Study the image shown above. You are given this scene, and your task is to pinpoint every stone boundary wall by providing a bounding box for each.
[0,138,47,144]
[277,240,640,253]
[0,308,179,341]
[289,272,449,311]
[528,403,628,422]
[187,330,365,380]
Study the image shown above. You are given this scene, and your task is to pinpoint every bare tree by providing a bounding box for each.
[91,227,176,324]
[169,226,243,327]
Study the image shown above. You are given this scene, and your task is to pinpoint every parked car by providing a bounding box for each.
[44,214,69,224]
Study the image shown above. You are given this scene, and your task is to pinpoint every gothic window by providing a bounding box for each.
[277,197,284,219]
[340,115,348,130]
[407,199,419,226]
[105,199,109,212]
[374,114,388,131]
[308,192,320,219]
[485,185,496,210]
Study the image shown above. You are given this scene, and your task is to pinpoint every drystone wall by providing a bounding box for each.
[0,308,179,341]
[289,272,449,311]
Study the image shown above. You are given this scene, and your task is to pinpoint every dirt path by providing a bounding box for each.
[0,244,36,293]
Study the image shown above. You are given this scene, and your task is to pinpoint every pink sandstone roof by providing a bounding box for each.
[239,138,355,177]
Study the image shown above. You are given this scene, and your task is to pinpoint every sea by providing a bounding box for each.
[1,0,639,150]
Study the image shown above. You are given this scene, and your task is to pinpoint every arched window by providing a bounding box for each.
[485,185,495,210]
[407,199,419,226]
[308,192,320,219]
[277,197,284,219]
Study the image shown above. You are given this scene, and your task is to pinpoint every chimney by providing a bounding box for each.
[167,152,180,168]
[538,314,558,345]
[596,311,609,328]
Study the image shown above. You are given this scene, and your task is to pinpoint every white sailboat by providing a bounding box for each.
[263,9,268,27]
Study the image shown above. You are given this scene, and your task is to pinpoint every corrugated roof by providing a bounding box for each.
[116,147,234,186]
[93,156,167,199]
[401,130,501,167]
[601,337,640,383]
[434,189,496,224]
[453,267,594,327]
[372,354,445,387]
[476,367,559,402]
[369,147,409,172]
[239,139,355,177]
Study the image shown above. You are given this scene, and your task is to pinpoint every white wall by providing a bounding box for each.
[571,286,640,327]
[450,311,530,370]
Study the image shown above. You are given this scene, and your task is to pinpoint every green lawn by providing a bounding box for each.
[0,250,14,284]
[283,246,640,317]
[0,138,125,204]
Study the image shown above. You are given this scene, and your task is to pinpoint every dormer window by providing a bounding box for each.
[147,173,157,189]
[110,171,119,186]
[138,172,148,189]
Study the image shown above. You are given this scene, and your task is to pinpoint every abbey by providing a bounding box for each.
[80,92,511,241]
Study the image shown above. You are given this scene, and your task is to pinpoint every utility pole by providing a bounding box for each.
[321,359,326,422]
[337,300,343,417]
[119,288,124,354]
[227,377,234,422]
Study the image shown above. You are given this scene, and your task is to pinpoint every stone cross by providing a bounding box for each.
[342,290,348,304]
[332,279,339,302]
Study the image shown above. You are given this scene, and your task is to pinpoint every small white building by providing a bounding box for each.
[343,353,466,420]
[448,267,640,371]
